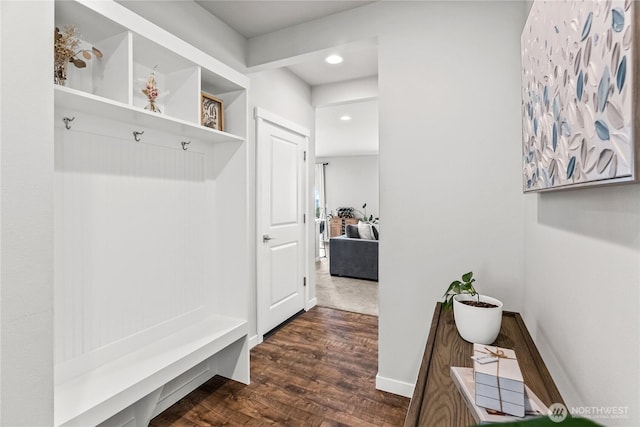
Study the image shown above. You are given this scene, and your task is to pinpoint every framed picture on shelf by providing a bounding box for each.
[201,92,224,131]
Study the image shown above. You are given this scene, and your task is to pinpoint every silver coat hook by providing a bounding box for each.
[63,116,75,130]
[133,131,144,142]
[181,141,191,151]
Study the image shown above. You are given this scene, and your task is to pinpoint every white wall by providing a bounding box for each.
[377,0,526,396]
[248,68,316,339]
[524,187,640,425]
[1,1,54,425]
[249,68,314,131]
[312,76,378,107]
[317,155,379,220]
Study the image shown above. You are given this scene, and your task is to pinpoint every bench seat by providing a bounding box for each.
[55,314,248,427]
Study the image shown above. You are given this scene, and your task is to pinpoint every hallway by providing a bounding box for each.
[150,307,408,426]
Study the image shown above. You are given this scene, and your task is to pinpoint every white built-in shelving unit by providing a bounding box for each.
[53,1,250,426]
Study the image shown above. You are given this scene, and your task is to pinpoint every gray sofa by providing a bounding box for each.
[329,235,378,281]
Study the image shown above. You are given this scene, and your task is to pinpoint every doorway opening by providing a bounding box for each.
[314,97,379,316]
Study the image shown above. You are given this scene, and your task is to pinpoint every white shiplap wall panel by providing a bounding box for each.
[54,124,210,373]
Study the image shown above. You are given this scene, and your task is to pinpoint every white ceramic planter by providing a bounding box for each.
[453,294,503,344]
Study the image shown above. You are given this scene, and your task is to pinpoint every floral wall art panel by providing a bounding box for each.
[522,0,637,192]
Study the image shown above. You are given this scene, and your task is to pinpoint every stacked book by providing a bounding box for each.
[450,344,549,424]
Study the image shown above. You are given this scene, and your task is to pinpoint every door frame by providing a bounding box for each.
[255,107,311,343]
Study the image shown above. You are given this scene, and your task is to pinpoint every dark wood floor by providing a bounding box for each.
[150,307,409,426]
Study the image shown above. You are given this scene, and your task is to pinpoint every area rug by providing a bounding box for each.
[315,258,378,316]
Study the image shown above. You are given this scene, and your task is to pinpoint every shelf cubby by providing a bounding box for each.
[201,68,247,138]
[55,1,130,104]
[132,34,200,123]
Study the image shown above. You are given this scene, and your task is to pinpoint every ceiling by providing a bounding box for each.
[196,0,379,157]
[196,0,378,87]
[287,43,378,86]
[316,100,379,158]
[195,1,373,39]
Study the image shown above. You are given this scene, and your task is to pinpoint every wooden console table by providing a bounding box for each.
[404,303,564,426]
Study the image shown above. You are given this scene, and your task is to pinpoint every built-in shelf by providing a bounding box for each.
[55,315,248,427]
[55,85,245,145]
[55,0,249,140]
[53,0,250,425]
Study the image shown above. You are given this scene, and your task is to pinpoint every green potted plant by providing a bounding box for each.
[443,271,503,344]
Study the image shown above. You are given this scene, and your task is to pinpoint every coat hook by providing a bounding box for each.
[181,141,191,151]
[133,131,144,142]
[63,116,75,130]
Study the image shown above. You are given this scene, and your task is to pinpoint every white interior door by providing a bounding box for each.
[256,108,309,337]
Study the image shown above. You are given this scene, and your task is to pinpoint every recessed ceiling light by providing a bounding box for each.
[325,54,343,65]
[340,115,352,121]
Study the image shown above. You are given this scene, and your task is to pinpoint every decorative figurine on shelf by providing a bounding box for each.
[54,25,103,86]
[142,66,161,113]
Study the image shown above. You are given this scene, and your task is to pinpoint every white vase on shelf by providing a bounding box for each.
[452,294,503,345]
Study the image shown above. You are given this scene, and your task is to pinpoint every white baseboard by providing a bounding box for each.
[305,297,317,311]
[248,334,259,349]
[375,374,415,398]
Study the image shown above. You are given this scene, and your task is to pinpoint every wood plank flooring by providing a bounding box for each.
[150,307,409,426]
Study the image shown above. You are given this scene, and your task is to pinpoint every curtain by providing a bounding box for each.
[314,163,327,241]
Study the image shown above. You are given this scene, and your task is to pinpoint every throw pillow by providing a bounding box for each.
[357,222,374,240]
[345,224,360,238]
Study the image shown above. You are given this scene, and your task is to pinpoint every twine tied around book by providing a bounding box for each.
[477,347,516,413]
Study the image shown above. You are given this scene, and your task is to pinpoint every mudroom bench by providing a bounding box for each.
[55,316,248,427]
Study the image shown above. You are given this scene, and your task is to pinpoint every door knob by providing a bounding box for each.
[263,234,274,242]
